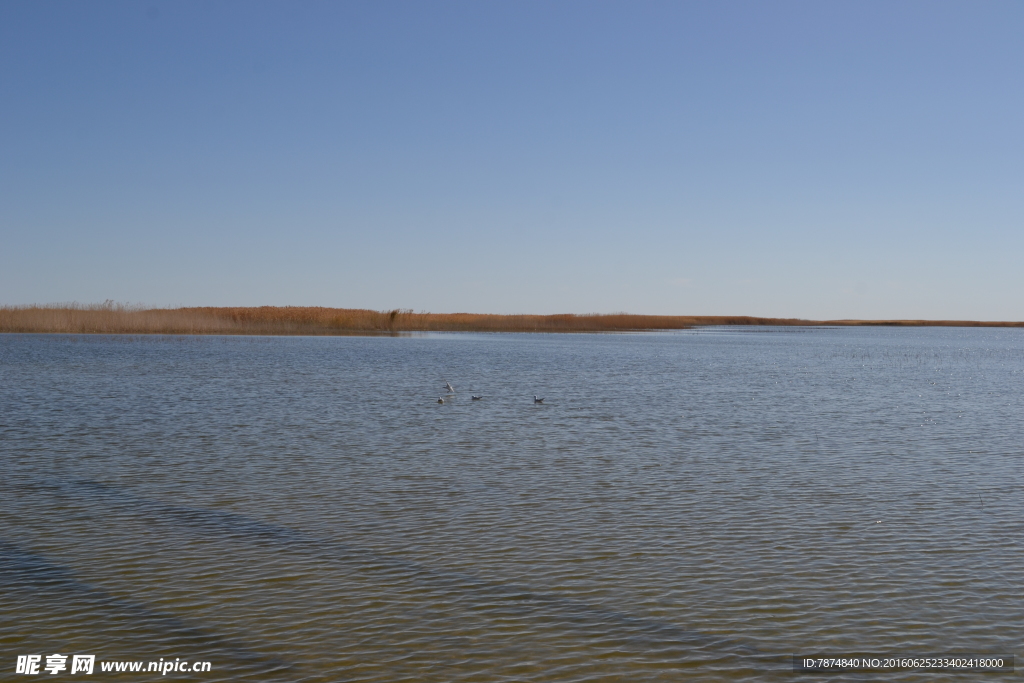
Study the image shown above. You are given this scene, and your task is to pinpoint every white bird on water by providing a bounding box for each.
[534,396,544,404]
[437,397,445,404]
[445,381,455,393]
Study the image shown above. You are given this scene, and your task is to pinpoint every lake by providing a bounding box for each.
[2,328,1021,681]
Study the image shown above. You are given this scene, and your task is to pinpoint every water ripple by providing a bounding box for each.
[2,328,1023,681]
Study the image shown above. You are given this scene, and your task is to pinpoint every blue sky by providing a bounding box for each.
[2,1,1022,319]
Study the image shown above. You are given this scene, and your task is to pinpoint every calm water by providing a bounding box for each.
[2,328,1022,681]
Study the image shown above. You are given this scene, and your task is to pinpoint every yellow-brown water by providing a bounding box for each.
[2,329,1021,681]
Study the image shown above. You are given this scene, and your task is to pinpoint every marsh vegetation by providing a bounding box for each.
[1,302,1020,335]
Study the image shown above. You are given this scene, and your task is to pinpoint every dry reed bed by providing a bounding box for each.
[1,305,1022,335]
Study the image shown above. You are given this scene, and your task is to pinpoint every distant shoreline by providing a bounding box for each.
[2,305,1022,335]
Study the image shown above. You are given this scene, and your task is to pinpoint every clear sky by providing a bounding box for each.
[2,1,1022,319]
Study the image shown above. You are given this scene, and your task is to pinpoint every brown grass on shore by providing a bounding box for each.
[1,303,1022,335]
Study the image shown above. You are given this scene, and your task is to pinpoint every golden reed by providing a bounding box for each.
[1,303,1021,335]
